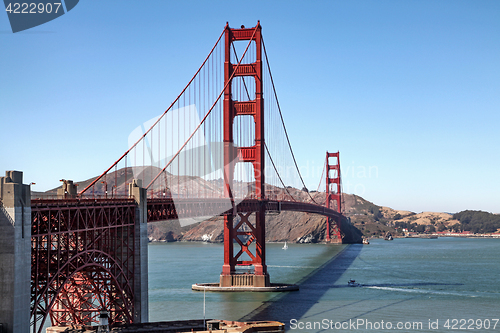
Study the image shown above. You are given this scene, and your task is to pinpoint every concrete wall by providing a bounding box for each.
[0,171,31,333]
[56,179,77,198]
[129,180,149,323]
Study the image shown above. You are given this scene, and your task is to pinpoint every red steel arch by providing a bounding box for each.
[45,255,134,328]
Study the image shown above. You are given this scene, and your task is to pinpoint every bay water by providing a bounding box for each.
[149,237,500,332]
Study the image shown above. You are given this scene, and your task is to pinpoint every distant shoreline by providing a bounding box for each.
[389,233,500,239]
[432,234,500,238]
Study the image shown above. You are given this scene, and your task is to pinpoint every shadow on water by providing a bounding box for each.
[239,244,363,323]
[326,282,463,289]
[239,243,465,331]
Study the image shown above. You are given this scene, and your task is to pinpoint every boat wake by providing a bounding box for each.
[365,286,487,298]
[267,265,318,269]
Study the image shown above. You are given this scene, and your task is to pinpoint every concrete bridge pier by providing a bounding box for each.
[57,179,78,198]
[0,171,31,333]
[129,180,149,323]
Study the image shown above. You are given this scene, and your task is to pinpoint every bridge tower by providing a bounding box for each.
[325,152,342,243]
[220,22,270,288]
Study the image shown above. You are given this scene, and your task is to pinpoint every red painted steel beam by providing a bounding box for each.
[30,199,136,332]
[325,151,342,242]
[234,101,256,116]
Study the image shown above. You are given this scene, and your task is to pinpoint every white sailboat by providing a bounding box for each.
[282,241,288,250]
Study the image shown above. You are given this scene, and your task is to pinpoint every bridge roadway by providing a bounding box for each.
[30,197,342,223]
[146,197,343,222]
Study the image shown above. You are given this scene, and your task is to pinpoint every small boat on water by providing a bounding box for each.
[282,241,288,250]
[363,238,370,244]
[347,279,360,287]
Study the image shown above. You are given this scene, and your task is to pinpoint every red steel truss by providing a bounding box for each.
[221,22,268,286]
[326,151,343,243]
[30,198,136,333]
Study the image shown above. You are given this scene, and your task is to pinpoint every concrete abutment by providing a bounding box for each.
[0,171,31,333]
[129,180,149,323]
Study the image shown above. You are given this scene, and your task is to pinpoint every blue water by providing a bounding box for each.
[148,238,500,332]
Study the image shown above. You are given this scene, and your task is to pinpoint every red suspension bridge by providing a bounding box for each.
[0,22,348,333]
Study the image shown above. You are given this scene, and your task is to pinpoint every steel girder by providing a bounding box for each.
[30,199,136,333]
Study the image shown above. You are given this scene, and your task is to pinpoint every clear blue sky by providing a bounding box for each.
[1,1,499,213]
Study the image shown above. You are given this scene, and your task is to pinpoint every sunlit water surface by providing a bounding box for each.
[149,238,500,332]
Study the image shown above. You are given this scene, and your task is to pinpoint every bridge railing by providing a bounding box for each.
[145,197,341,223]
[31,196,135,206]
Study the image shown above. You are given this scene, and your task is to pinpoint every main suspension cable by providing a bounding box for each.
[262,37,319,205]
[316,157,327,194]
[264,143,296,202]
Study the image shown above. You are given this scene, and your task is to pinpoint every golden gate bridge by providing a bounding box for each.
[0,22,346,333]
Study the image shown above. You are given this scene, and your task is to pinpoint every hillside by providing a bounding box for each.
[339,195,458,237]
[178,209,363,244]
[36,166,227,199]
[152,192,388,244]
[453,210,500,233]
